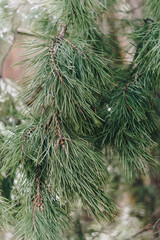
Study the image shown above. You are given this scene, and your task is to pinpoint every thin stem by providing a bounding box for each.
[53,109,65,150]
[49,38,64,85]
[35,165,44,211]
[63,38,85,56]
[21,127,36,163]
[49,27,83,114]
[49,25,67,85]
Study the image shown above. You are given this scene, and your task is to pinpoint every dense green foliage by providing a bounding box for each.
[0,0,160,239]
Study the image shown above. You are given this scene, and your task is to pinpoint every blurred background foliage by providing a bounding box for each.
[0,0,160,239]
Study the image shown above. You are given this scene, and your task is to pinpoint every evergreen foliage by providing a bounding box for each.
[0,194,11,227]
[0,0,160,239]
[146,0,160,21]
[100,81,157,177]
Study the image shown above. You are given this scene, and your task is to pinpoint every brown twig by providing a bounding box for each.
[35,165,44,211]
[53,109,65,150]
[53,109,70,160]
[49,38,64,85]
[49,25,67,85]
[58,25,67,39]
[123,82,131,94]
[49,26,83,115]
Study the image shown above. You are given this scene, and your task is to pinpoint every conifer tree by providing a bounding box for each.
[0,0,160,239]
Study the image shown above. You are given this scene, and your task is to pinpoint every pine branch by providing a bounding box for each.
[100,74,157,176]
[50,38,64,85]
[2,0,160,238]
[49,25,68,85]
[35,165,44,211]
